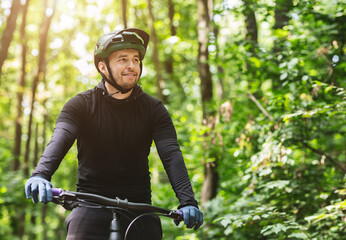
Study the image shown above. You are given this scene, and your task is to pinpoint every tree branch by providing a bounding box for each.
[248,93,274,121]
[301,141,346,174]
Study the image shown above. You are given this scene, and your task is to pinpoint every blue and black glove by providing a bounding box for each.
[25,176,52,203]
[175,205,203,230]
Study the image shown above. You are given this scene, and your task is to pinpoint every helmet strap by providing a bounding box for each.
[103,59,132,94]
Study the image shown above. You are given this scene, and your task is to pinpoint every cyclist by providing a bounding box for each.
[24,28,203,239]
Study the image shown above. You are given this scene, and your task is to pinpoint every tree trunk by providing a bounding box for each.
[168,0,176,36]
[0,0,22,80]
[197,0,213,105]
[273,0,293,50]
[12,2,31,237]
[13,0,31,171]
[197,0,219,205]
[121,0,127,28]
[147,0,166,102]
[27,123,40,240]
[164,0,186,101]
[213,23,225,100]
[242,0,258,91]
[41,205,48,240]
[34,123,39,167]
[274,0,292,30]
[11,208,26,238]
[243,0,258,45]
[24,0,57,177]
[41,99,49,239]
[165,0,176,75]
[273,0,293,88]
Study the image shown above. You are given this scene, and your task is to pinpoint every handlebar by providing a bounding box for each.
[51,188,183,222]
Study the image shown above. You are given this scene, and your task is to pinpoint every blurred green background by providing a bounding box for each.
[0,0,345,239]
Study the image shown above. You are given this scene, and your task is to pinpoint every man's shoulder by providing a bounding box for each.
[79,85,99,96]
[74,86,99,101]
[61,87,99,112]
[140,91,162,105]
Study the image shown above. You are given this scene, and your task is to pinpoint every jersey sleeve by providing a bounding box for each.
[152,102,199,208]
[31,95,86,181]
[56,94,87,128]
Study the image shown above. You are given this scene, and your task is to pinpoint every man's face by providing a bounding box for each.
[102,48,141,91]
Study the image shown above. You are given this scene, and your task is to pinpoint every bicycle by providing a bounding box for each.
[51,188,183,240]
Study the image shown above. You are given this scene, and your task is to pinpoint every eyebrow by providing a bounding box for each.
[117,53,140,58]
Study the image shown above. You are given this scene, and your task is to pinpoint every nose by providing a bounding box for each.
[126,60,135,69]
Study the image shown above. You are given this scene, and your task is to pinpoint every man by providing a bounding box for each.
[24,28,203,239]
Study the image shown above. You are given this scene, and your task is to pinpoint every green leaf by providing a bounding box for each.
[253,215,261,221]
[275,224,286,233]
[280,72,288,80]
[220,218,231,228]
[263,180,290,190]
[250,57,261,68]
[288,232,308,239]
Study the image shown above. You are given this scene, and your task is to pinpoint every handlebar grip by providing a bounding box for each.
[52,188,63,196]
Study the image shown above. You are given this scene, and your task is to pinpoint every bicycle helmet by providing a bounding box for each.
[94,28,150,94]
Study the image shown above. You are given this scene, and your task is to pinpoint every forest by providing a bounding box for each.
[0,0,345,239]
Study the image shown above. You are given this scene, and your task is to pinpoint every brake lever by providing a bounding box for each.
[52,190,79,210]
[60,191,78,200]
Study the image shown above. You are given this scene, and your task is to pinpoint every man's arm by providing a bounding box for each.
[31,122,78,180]
[25,95,85,203]
[154,136,198,208]
[152,102,203,229]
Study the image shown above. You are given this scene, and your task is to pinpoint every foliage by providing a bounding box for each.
[195,0,346,239]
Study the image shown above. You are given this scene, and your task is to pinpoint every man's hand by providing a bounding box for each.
[25,176,52,203]
[175,206,203,230]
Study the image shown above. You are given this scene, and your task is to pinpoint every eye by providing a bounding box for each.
[119,58,127,62]
[133,58,140,63]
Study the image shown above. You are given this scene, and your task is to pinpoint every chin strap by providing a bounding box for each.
[108,90,120,97]
[102,59,132,94]
[100,75,122,96]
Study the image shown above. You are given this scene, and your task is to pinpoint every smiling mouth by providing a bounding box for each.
[122,72,137,77]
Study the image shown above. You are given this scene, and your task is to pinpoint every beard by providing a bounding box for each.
[115,76,139,91]
[119,78,139,90]
[108,69,139,92]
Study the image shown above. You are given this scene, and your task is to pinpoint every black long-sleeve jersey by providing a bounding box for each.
[32,81,198,208]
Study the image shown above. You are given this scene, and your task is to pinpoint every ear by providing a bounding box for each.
[98,61,108,75]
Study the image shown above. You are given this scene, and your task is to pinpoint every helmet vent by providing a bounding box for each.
[111,36,122,43]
